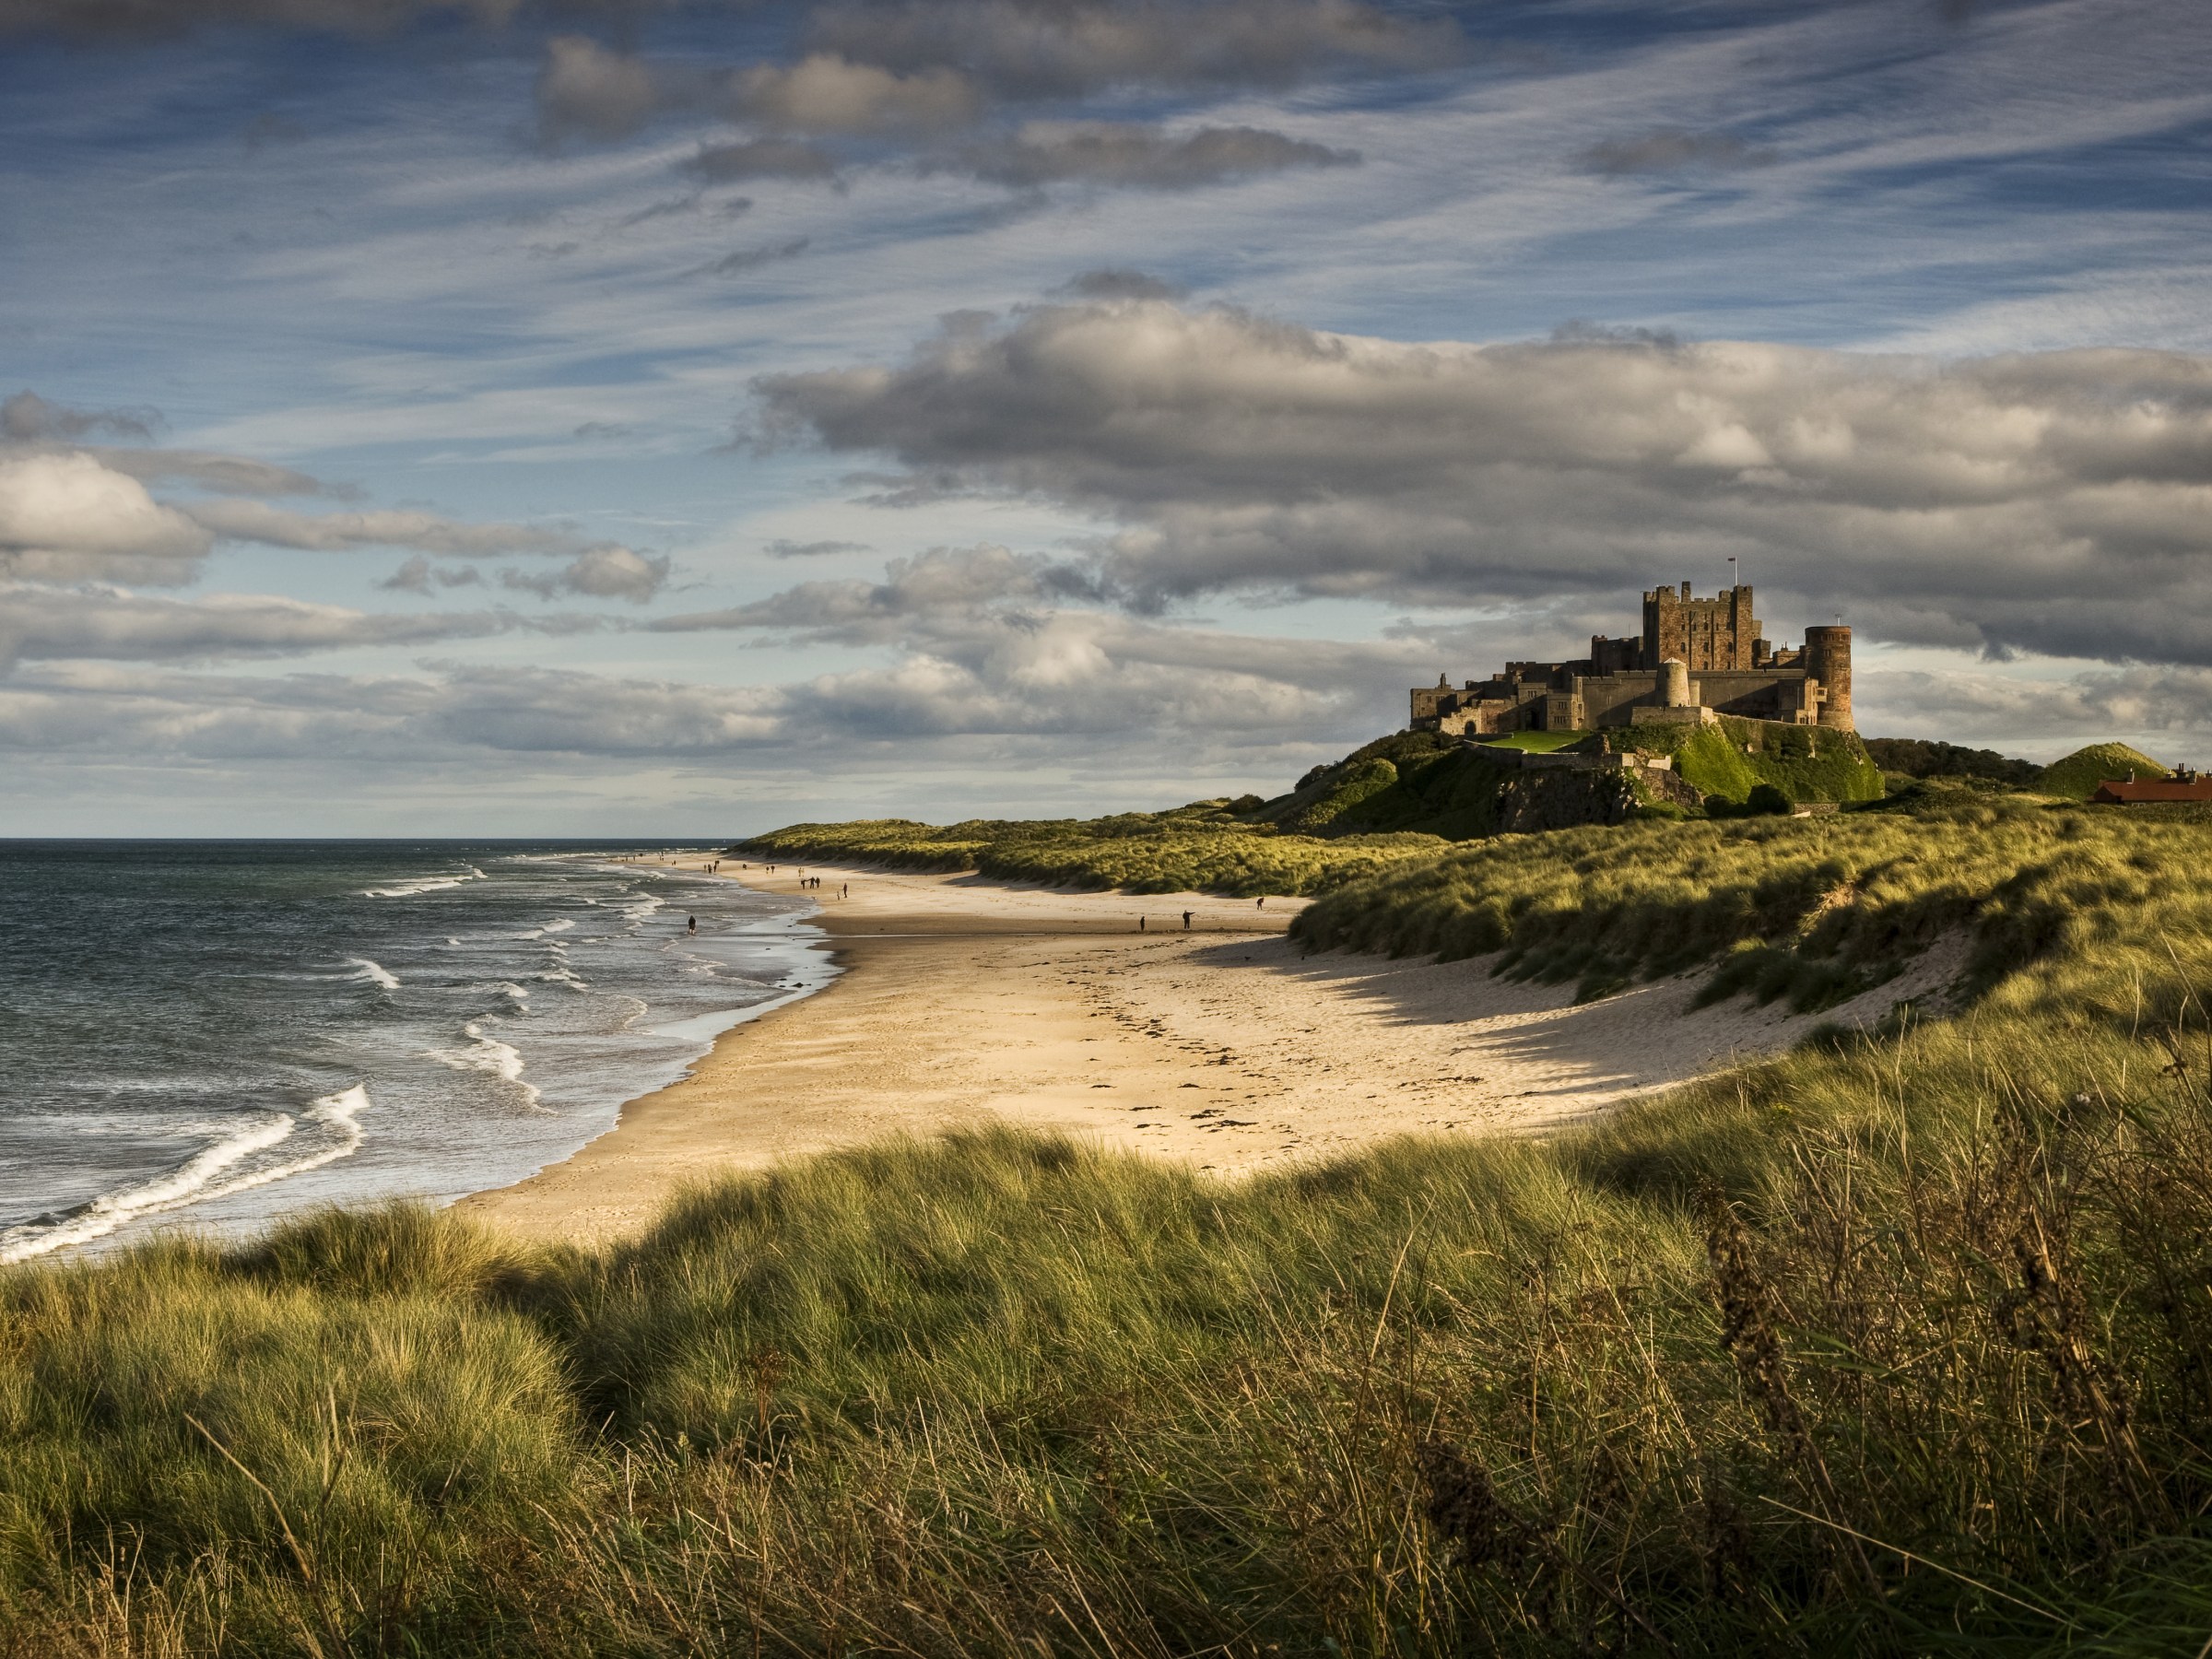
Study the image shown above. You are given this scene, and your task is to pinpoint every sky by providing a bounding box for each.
[3,0,2210,836]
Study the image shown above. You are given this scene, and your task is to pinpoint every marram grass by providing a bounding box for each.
[13,798,2212,1654]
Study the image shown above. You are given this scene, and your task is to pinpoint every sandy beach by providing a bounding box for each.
[463,855,1965,1246]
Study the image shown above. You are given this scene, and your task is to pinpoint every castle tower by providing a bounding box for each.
[1659,658,1692,708]
[1642,582,1760,672]
[1804,625,1852,730]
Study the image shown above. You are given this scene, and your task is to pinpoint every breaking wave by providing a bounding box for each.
[0,1086,371,1265]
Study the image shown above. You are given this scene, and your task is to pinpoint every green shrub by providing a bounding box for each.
[2039,740,2170,800]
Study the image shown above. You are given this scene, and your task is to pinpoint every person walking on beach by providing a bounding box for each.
[1182,910,1193,930]
[1256,896,1265,910]
[687,915,697,935]
[1139,915,1147,932]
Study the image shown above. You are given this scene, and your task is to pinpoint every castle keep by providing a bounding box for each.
[1412,583,1853,736]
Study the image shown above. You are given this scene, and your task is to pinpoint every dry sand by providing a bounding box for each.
[464,856,1963,1246]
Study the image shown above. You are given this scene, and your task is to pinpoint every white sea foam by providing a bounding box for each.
[0,1085,371,1264]
[537,966,589,990]
[344,957,401,991]
[495,981,531,1006]
[518,917,576,939]
[359,865,486,900]
[429,1023,546,1107]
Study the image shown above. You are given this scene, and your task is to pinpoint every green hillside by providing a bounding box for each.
[1620,717,1884,806]
[2039,741,2169,800]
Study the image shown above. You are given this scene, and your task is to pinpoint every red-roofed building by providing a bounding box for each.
[2092,769,2212,805]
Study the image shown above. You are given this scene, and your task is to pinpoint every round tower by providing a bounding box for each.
[1660,657,1692,708]
[1805,626,1852,730]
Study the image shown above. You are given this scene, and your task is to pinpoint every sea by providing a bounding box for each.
[0,841,833,1263]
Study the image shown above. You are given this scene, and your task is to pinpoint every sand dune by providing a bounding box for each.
[464,857,1961,1245]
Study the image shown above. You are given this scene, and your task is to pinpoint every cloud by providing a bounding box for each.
[535,34,665,146]
[752,299,2212,665]
[934,123,1358,190]
[183,496,618,558]
[0,582,518,670]
[499,544,670,601]
[701,236,811,276]
[1857,662,2212,756]
[0,0,531,40]
[96,450,337,498]
[803,0,1462,99]
[0,453,214,584]
[654,543,1042,641]
[683,138,841,182]
[0,390,159,443]
[725,53,981,135]
[645,542,1431,743]
[378,554,483,592]
[1575,129,1780,175]
[765,537,871,558]
[1057,268,1187,300]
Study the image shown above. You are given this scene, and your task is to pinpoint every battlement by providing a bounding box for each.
[1412,582,1851,739]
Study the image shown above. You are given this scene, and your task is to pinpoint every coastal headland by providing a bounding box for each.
[465,853,1963,1244]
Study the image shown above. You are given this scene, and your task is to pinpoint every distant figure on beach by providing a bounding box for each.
[1139,915,1147,932]
[1182,911,1192,929]
[687,915,697,935]
[1256,897,1265,910]
[841,883,848,899]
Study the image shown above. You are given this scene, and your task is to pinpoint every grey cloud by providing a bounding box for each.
[499,544,670,601]
[1575,129,1779,176]
[1858,665,2212,756]
[615,194,700,229]
[653,543,1042,642]
[684,138,840,182]
[379,554,484,592]
[0,582,519,670]
[751,300,2212,666]
[536,33,664,145]
[96,449,337,498]
[1058,268,1187,300]
[649,541,1423,741]
[0,0,530,40]
[702,236,811,276]
[185,497,611,557]
[765,537,870,557]
[2,390,159,444]
[935,123,1358,190]
[803,0,1462,99]
[422,663,786,753]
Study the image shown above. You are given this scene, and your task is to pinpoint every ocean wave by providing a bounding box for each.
[428,1022,546,1108]
[518,917,576,939]
[344,957,401,991]
[495,981,531,1006]
[359,865,486,900]
[537,965,590,990]
[0,1086,371,1265]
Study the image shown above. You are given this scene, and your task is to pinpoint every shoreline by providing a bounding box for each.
[461,854,1966,1248]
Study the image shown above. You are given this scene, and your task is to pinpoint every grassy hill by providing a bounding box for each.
[2039,740,2170,800]
[14,795,2212,1650]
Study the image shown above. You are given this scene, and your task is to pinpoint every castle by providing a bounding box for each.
[1411,583,1853,736]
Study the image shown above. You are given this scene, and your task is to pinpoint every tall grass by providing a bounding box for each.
[741,805,1441,896]
[1295,788,2207,1010]
[14,799,2212,1653]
